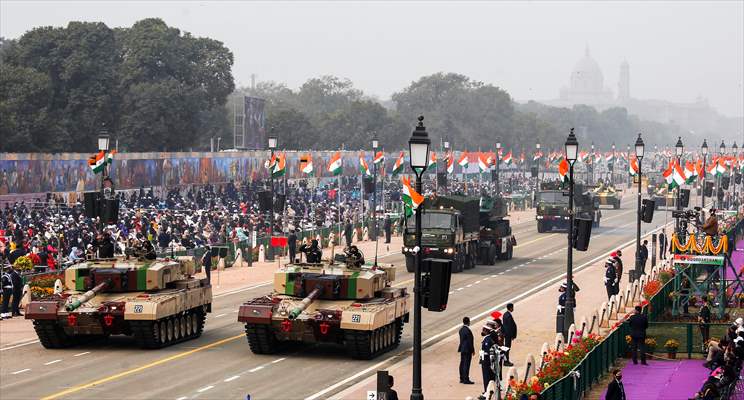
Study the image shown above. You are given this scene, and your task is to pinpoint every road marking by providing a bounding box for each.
[40,334,243,400]
[0,339,40,351]
[232,309,239,313]
[448,291,454,295]
[483,277,489,281]
[456,288,464,291]
[498,272,505,275]
[197,385,214,393]
[475,280,481,284]
[491,274,498,278]
[214,313,227,318]
[176,397,188,400]
[305,220,673,400]
[249,366,264,373]
[224,375,240,382]
[12,369,30,375]
[44,360,62,365]
[73,351,91,357]
[271,357,286,364]
[466,284,472,288]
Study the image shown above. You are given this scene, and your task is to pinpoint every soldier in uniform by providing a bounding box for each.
[479,313,505,394]
[604,258,618,300]
[300,239,322,263]
[557,282,580,333]
[1,265,13,319]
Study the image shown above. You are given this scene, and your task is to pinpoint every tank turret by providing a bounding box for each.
[66,280,110,311]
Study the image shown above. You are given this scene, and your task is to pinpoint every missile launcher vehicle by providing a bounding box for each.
[238,252,409,359]
[25,257,212,349]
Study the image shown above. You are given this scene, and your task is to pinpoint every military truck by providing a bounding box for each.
[401,195,514,273]
[25,257,212,349]
[238,255,409,360]
[536,182,601,233]
[593,182,621,209]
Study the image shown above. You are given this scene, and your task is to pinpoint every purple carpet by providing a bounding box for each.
[600,360,710,400]
[724,239,743,280]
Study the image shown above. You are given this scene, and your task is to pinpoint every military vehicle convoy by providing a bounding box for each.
[25,257,212,349]
[651,186,677,210]
[238,255,409,360]
[401,195,515,273]
[536,182,601,233]
[593,182,621,209]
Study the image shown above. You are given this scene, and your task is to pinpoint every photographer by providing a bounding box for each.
[702,209,719,237]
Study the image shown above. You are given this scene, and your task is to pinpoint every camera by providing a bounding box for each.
[672,209,699,220]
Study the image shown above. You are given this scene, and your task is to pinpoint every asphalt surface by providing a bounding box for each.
[0,195,678,400]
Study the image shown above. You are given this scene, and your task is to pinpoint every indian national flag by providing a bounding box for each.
[427,151,437,171]
[533,151,543,161]
[605,152,614,163]
[272,152,286,178]
[519,152,525,164]
[684,161,696,184]
[446,152,454,174]
[715,158,727,176]
[106,150,117,165]
[670,160,686,189]
[300,154,314,176]
[359,152,371,176]
[401,176,424,216]
[458,152,469,168]
[328,152,343,176]
[373,151,384,164]
[695,159,704,181]
[392,151,405,175]
[478,152,489,172]
[578,151,587,163]
[502,151,513,164]
[707,157,718,178]
[558,158,569,183]
[628,156,639,176]
[663,161,674,186]
[88,151,106,174]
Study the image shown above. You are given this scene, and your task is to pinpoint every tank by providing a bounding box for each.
[592,182,621,209]
[25,256,212,349]
[238,255,409,359]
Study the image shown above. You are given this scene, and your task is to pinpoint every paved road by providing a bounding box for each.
[0,197,676,400]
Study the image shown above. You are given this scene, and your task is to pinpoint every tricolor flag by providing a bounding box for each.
[392,151,406,175]
[558,158,569,183]
[533,151,543,161]
[446,152,454,174]
[478,152,489,172]
[458,152,469,168]
[266,153,277,170]
[695,159,704,181]
[373,151,385,164]
[594,152,602,163]
[427,151,437,172]
[88,151,106,174]
[519,152,525,164]
[359,152,372,176]
[715,158,727,176]
[502,151,513,164]
[328,152,343,176]
[272,152,286,178]
[106,150,117,165]
[670,160,686,189]
[684,161,696,184]
[707,157,718,177]
[605,152,614,163]
[485,152,495,167]
[300,154,314,176]
[401,176,424,217]
[663,161,674,186]
[628,156,639,176]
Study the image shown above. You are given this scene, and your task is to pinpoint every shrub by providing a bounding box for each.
[664,339,680,351]
[13,255,33,271]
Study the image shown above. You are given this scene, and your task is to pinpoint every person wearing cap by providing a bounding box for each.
[501,304,517,367]
[1,265,13,319]
[612,250,623,289]
[604,258,618,300]
[201,246,212,285]
[478,317,503,393]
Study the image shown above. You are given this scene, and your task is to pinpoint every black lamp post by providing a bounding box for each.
[443,139,450,194]
[719,140,727,208]
[675,137,684,234]
[701,139,708,208]
[496,142,501,195]
[408,116,430,400]
[634,134,645,280]
[534,143,541,206]
[267,134,278,261]
[564,128,579,338]
[372,135,379,249]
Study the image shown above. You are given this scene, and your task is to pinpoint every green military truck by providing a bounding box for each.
[536,183,601,233]
[402,195,515,273]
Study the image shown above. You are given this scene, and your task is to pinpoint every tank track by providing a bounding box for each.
[244,323,280,354]
[345,318,404,360]
[131,306,206,349]
[33,320,77,349]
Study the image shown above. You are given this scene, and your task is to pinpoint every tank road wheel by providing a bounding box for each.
[185,314,193,336]
[33,320,76,349]
[344,329,374,360]
[159,321,168,345]
[244,323,280,354]
[194,308,206,338]
[176,316,184,340]
[131,320,163,349]
[394,318,404,346]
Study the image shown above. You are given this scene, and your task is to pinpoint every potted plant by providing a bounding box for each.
[625,335,633,358]
[645,337,657,353]
[665,339,680,359]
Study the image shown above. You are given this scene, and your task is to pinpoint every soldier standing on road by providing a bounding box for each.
[10,265,23,316]
[612,250,623,293]
[604,258,618,300]
[1,265,13,319]
[659,229,668,260]
[201,246,212,285]
[502,304,517,367]
[458,316,475,384]
[639,240,649,273]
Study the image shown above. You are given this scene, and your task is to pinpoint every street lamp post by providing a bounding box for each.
[634,134,645,280]
[443,140,450,194]
[719,140,727,209]
[408,116,430,400]
[675,137,684,234]
[534,143,541,206]
[564,129,579,338]
[267,134,278,261]
[701,140,708,208]
[496,142,501,195]
[372,135,379,249]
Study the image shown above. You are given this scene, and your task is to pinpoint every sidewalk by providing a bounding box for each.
[0,236,403,348]
[335,227,657,400]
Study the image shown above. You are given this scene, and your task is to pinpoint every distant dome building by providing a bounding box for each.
[557,47,614,107]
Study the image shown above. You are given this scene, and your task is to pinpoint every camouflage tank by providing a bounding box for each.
[25,256,212,349]
[238,253,409,359]
[592,182,621,209]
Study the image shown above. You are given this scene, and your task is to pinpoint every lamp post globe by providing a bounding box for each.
[720,140,727,156]
[408,115,430,400]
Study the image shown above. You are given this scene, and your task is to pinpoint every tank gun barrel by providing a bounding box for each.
[66,280,110,312]
[288,286,322,320]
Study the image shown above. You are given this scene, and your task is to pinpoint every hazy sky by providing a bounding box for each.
[2,1,743,117]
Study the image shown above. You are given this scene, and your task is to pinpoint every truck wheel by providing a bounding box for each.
[506,243,513,260]
[405,255,415,273]
[478,247,488,265]
[454,251,464,273]
[489,244,498,265]
[245,323,280,354]
[465,243,476,269]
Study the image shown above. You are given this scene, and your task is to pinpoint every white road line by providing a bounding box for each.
[44,359,62,365]
[456,288,464,291]
[176,396,188,400]
[305,221,673,400]
[0,340,40,352]
[271,357,287,364]
[475,280,481,284]
[215,313,227,318]
[73,351,91,357]
[491,274,498,278]
[448,291,454,295]
[498,272,505,275]
[232,309,239,313]
[483,277,489,281]
[197,385,214,393]
[249,366,264,373]
[11,369,30,375]
[465,284,472,288]
[224,375,240,382]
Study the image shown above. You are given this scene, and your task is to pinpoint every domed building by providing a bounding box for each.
[557,47,614,107]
